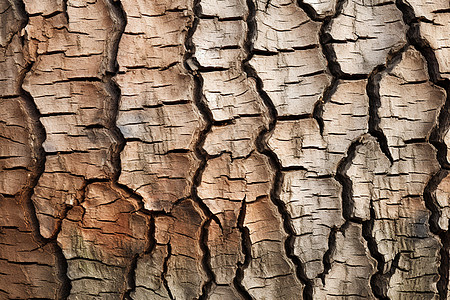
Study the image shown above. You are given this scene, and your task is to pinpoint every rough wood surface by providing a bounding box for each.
[1,0,450,298]
[405,0,450,79]
[328,0,408,75]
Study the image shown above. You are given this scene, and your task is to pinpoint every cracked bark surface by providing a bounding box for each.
[1,0,450,299]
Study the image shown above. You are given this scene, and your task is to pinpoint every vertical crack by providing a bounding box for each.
[199,218,215,300]
[104,0,127,184]
[362,207,389,300]
[367,64,397,164]
[362,49,409,300]
[104,2,158,299]
[335,136,388,299]
[184,1,220,298]
[317,225,339,285]
[234,198,253,300]
[311,0,408,297]
[242,1,314,298]
[424,170,450,299]
[395,1,450,299]
[15,0,72,297]
[123,254,139,300]
[438,231,450,299]
[161,243,174,300]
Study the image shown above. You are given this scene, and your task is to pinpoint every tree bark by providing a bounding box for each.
[0,0,449,299]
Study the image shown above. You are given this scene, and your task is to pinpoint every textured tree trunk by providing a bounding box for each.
[1,0,449,299]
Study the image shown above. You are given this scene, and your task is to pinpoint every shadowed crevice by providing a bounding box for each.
[161,243,174,300]
[395,2,450,299]
[243,0,314,298]
[234,198,254,300]
[12,1,73,297]
[184,1,222,298]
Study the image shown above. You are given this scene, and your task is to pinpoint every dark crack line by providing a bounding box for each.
[243,0,313,298]
[306,0,406,296]
[122,254,139,300]
[161,243,174,300]
[362,205,390,300]
[102,2,151,299]
[184,1,220,299]
[367,67,395,165]
[362,48,410,300]
[199,218,216,300]
[15,1,72,298]
[234,198,254,300]
[395,1,450,299]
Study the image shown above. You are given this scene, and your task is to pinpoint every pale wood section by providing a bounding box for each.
[194,9,270,159]
[404,0,448,21]
[243,195,304,299]
[204,117,267,158]
[200,0,248,18]
[347,136,441,298]
[268,118,327,173]
[251,51,331,116]
[281,170,344,279]
[346,134,390,221]
[268,80,369,177]
[154,199,208,300]
[303,0,337,17]
[202,70,267,122]
[250,0,330,117]
[194,1,303,294]
[434,173,450,231]
[313,223,377,300]
[58,183,150,299]
[193,19,246,69]
[209,284,243,300]
[419,14,450,80]
[379,47,446,161]
[405,0,450,79]
[117,0,204,212]
[328,0,408,75]
[22,0,63,15]
[322,80,370,172]
[254,0,320,51]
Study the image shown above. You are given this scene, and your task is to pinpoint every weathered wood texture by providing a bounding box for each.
[1,0,450,299]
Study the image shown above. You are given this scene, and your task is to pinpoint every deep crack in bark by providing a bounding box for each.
[15,1,72,297]
[184,1,219,298]
[161,243,174,300]
[234,198,253,300]
[395,1,450,298]
[243,0,314,298]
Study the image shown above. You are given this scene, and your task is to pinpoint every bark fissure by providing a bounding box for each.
[184,1,218,297]
[16,2,72,297]
[243,0,313,298]
[234,198,253,300]
[395,2,450,298]
[161,243,174,300]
